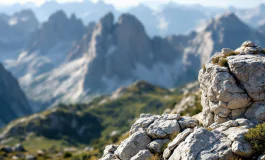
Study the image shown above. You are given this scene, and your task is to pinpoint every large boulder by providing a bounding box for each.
[168,127,234,160]
[199,41,265,126]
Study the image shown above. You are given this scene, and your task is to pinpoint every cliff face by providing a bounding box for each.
[0,64,31,127]
[100,41,265,160]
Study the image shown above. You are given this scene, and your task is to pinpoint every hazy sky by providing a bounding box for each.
[0,0,264,9]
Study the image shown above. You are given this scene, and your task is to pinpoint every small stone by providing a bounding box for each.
[147,139,170,154]
[147,118,180,138]
[178,116,199,130]
[241,41,256,47]
[244,47,258,54]
[163,148,172,159]
[131,150,152,160]
[12,144,26,152]
[232,141,254,158]
[103,145,118,157]
[222,48,234,56]
[114,131,151,160]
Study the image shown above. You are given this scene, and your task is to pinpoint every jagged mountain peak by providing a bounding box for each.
[117,13,146,31]
[13,9,36,18]
[97,12,114,32]
[46,10,68,25]
[27,10,85,53]
[205,12,246,31]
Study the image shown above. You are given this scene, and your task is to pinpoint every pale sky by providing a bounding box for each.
[0,0,265,9]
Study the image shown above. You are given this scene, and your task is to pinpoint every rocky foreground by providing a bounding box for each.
[100,41,265,160]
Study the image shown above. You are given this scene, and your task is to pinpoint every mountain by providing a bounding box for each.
[0,9,38,56]
[0,1,223,37]
[156,3,208,36]
[128,4,159,36]
[183,12,265,80]
[128,3,222,37]
[4,10,85,87]
[14,12,185,109]
[235,4,265,28]
[0,0,119,24]
[0,63,31,127]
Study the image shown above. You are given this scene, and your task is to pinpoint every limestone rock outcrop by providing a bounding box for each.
[199,41,265,126]
[100,41,265,160]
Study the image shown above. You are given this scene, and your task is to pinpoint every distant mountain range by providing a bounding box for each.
[1,1,210,36]
[0,8,264,113]
[1,1,265,37]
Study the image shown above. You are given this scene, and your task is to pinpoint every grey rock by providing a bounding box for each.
[168,127,233,160]
[114,131,151,160]
[244,102,265,123]
[12,144,26,152]
[232,140,254,158]
[131,150,152,160]
[103,145,119,157]
[163,148,172,160]
[241,40,256,47]
[147,139,170,154]
[178,116,199,130]
[167,128,194,151]
[222,48,234,56]
[227,55,265,102]
[162,114,181,120]
[130,114,159,135]
[147,118,180,138]
[199,62,251,126]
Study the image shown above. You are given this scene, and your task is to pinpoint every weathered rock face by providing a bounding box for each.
[101,41,265,160]
[199,41,265,126]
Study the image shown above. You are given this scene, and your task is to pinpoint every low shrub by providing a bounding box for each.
[211,57,220,64]
[244,122,265,154]
[218,58,228,67]
[63,152,72,158]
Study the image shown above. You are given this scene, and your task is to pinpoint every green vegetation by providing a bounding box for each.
[211,51,239,67]
[0,81,187,159]
[63,152,72,158]
[245,122,265,154]
[218,58,228,67]
[202,64,206,71]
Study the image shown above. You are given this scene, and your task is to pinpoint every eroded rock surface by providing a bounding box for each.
[199,41,265,126]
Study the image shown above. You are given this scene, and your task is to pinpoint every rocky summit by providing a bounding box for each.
[100,41,265,160]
